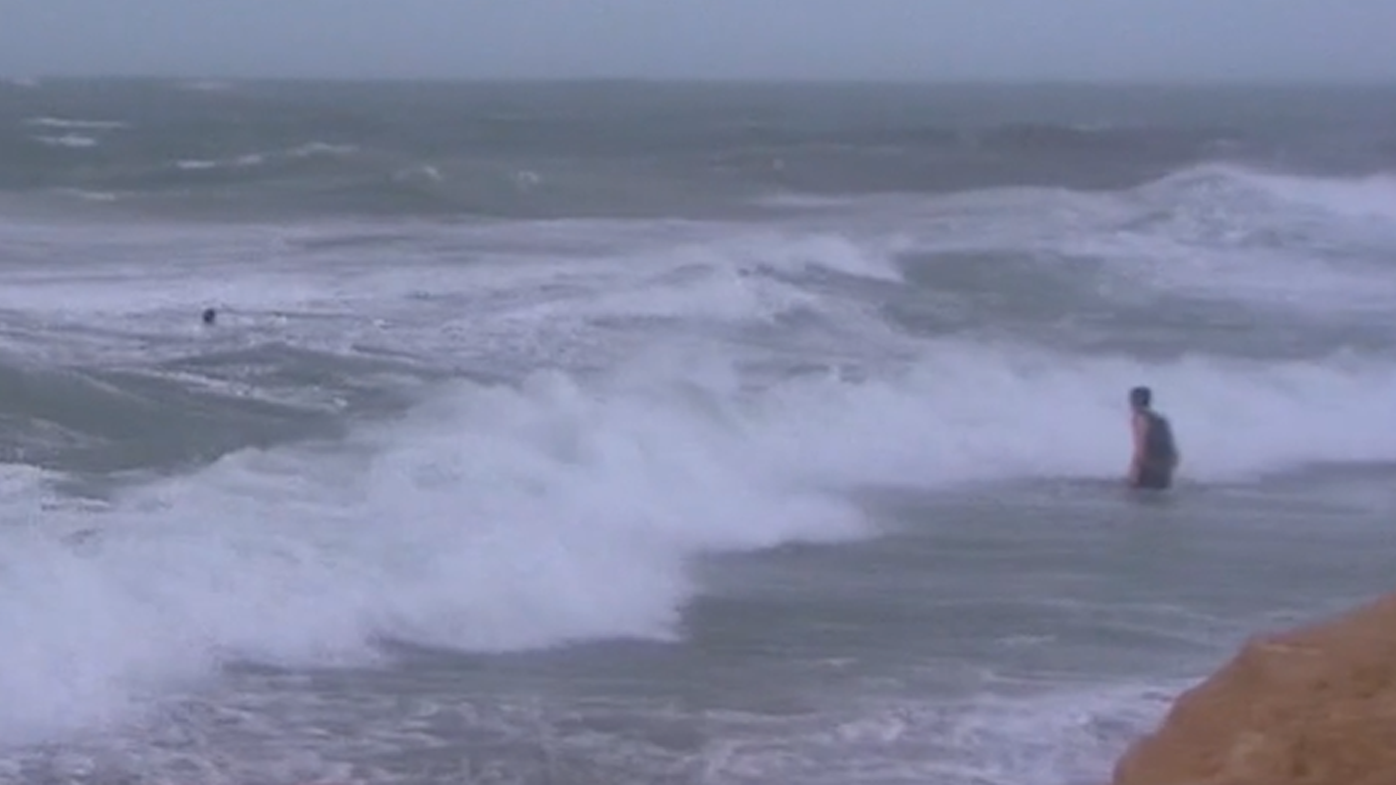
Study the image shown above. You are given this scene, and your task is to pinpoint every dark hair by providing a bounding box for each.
[1129,386,1152,408]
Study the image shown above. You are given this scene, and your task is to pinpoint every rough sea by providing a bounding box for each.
[1,78,1394,785]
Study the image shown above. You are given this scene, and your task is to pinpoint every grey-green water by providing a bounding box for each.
[1,80,1394,784]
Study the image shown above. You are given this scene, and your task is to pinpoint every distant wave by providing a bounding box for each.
[1208,166,1396,222]
[32,134,99,149]
[0,82,1388,220]
[51,188,120,202]
[173,142,358,173]
[24,116,128,131]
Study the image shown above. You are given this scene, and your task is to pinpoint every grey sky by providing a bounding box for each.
[2,0,1393,82]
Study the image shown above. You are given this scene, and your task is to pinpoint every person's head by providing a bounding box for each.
[202,307,217,325]
[1129,385,1152,411]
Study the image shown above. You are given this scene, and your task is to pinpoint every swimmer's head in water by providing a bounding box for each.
[202,307,217,325]
[1129,386,1152,410]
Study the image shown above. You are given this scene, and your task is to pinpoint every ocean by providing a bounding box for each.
[1,78,1394,784]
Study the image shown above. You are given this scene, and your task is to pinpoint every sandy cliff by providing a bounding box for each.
[1113,592,1396,785]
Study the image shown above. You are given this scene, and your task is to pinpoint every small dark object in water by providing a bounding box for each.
[202,307,217,325]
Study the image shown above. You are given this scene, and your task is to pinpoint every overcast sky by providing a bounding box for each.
[2,0,1394,82]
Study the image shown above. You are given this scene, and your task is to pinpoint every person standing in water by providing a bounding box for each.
[1127,386,1179,489]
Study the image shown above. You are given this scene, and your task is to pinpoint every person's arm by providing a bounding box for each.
[1128,412,1147,483]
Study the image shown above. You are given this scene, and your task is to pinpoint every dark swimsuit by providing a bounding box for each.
[1134,411,1177,490]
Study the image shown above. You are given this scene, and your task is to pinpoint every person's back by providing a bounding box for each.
[1128,386,1179,489]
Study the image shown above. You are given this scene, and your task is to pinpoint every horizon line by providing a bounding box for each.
[6,73,1396,89]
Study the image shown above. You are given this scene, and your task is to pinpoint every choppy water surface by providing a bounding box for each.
[2,79,1395,784]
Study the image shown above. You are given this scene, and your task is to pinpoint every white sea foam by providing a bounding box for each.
[32,134,99,149]
[2,155,1394,750]
[24,117,126,130]
[3,333,1396,740]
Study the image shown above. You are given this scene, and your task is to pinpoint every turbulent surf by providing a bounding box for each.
[1,79,1394,784]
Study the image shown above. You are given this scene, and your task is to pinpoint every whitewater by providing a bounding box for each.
[1,80,1394,784]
